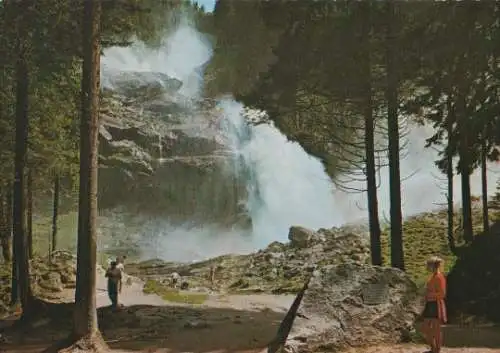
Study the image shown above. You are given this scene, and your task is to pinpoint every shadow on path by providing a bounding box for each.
[443,325,500,349]
[1,302,283,353]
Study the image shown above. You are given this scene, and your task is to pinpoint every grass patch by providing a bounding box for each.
[143,279,208,305]
[381,206,500,286]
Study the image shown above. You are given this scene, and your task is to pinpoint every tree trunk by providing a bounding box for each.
[460,155,473,243]
[8,184,18,305]
[44,3,106,350]
[385,0,404,271]
[72,0,103,345]
[13,4,33,318]
[446,99,455,252]
[0,189,12,262]
[51,174,60,253]
[457,92,473,243]
[360,2,382,266]
[481,138,489,233]
[0,193,6,261]
[27,169,33,259]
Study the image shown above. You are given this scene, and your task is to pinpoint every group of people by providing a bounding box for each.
[105,255,126,310]
[103,254,447,351]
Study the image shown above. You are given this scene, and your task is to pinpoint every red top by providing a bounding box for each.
[426,271,447,323]
[426,272,447,301]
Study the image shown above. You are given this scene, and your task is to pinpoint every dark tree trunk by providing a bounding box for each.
[360,1,382,266]
[385,0,404,271]
[73,0,103,343]
[8,185,18,305]
[0,188,12,262]
[460,153,473,243]
[0,193,6,261]
[45,3,106,351]
[457,92,473,243]
[13,2,33,318]
[0,37,11,263]
[446,99,455,252]
[27,169,33,259]
[51,174,60,253]
[481,138,489,233]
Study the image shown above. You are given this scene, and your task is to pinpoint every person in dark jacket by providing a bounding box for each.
[105,261,122,309]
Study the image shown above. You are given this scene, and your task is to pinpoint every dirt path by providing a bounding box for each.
[95,268,167,308]
[2,270,292,353]
[346,346,500,353]
[93,267,295,311]
[3,270,500,353]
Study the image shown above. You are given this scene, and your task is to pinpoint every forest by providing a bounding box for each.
[0,0,499,352]
[207,0,500,268]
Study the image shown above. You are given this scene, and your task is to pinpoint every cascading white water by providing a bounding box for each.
[216,98,342,240]
[100,12,500,261]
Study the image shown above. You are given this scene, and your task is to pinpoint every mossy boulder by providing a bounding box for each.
[0,250,78,316]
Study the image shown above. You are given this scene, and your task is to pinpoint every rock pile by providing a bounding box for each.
[31,251,77,298]
[128,225,422,351]
[0,251,77,315]
[128,225,372,294]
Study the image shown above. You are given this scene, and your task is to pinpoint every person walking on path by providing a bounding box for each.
[105,260,122,310]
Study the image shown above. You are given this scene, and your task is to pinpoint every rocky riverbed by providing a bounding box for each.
[126,225,373,294]
[123,224,423,351]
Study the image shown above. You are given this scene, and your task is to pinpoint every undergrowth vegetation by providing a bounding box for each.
[382,204,500,286]
[143,279,208,304]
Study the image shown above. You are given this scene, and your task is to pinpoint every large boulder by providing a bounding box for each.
[288,226,315,248]
[281,263,421,353]
[38,272,64,293]
[102,70,183,99]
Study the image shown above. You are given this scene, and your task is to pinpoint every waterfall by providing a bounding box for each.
[216,98,339,243]
[99,12,500,262]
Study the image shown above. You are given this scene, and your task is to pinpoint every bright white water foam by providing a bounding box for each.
[216,98,341,239]
[102,16,212,99]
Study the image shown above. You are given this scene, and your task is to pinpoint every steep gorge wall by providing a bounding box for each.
[97,71,250,227]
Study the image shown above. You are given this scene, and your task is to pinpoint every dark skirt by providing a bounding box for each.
[422,301,439,319]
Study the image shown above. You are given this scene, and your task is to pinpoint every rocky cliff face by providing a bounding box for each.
[98,71,249,227]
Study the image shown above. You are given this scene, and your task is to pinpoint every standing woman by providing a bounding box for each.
[421,256,447,353]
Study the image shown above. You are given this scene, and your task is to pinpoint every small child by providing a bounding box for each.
[171,272,181,288]
[116,255,126,272]
[115,255,126,292]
